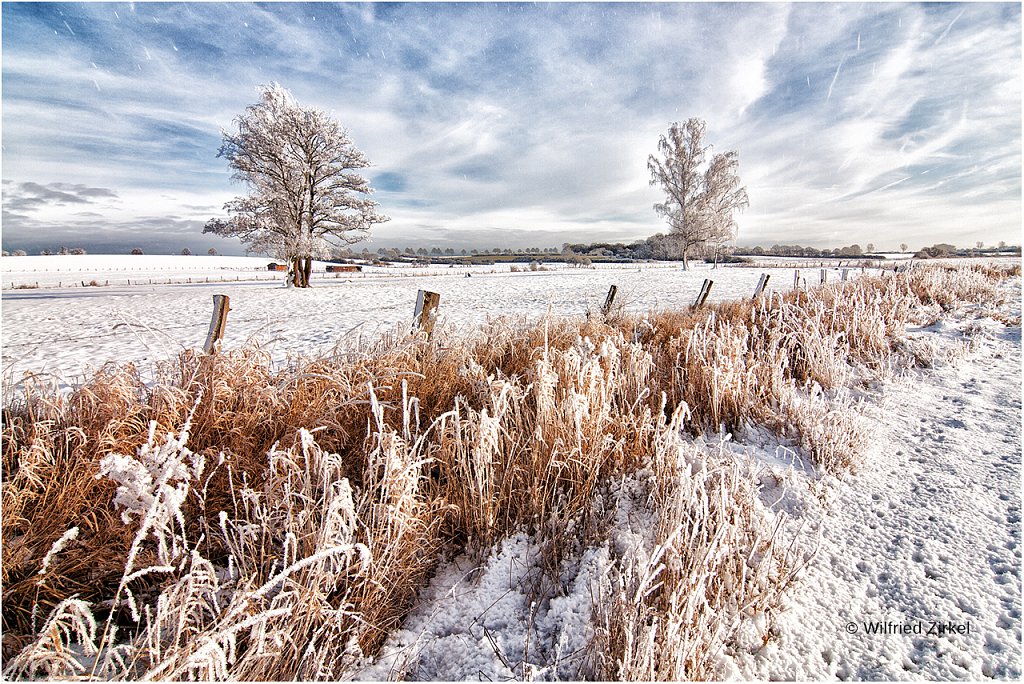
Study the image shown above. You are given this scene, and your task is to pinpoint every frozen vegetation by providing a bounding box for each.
[0,258,1020,680]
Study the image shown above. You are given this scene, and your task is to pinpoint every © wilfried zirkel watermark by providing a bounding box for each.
[845,619,972,636]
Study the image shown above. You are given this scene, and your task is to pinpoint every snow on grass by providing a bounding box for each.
[3,255,885,387]
[352,533,609,681]
[723,276,1023,680]
[349,274,1022,681]
[2,259,1019,680]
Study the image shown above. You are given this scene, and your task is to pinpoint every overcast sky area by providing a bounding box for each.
[2,2,1021,255]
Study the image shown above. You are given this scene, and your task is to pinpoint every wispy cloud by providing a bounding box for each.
[825,56,846,103]
[3,181,119,211]
[2,2,1019,254]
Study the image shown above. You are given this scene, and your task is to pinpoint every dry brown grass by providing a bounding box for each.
[587,408,805,680]
[2,263,1016,679]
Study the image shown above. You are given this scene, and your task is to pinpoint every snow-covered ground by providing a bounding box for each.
[2,255,1020,679]
[348,276,1022,681]
[1,254,292,289]
[731,296,1022,680]
[2,254,891,387]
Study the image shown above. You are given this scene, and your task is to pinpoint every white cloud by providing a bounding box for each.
[2,3,1019,254]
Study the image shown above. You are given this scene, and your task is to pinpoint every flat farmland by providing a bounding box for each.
[2,255,866,386]
[2,256,1019,681]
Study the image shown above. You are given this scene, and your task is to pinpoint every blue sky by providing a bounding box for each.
[2,2,1020,255]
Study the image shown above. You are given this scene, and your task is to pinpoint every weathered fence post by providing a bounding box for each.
[841,268,849,282]
[203,294,230,355]
[820,268,827,285]
[601,284,618,316]
[694,279,713,307]
[413,290,441,334]
[752,273,770,299]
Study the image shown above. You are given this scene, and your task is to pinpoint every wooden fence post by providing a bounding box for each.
[601,284,618,315]
[413,290,441,334]
[752,273,770,299]
[841,268,849,282]
[203,294,230,354]
[694,279,713,307]
[820,268,827,285]
[793,269,800,291]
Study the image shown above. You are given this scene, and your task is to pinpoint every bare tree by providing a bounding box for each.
[648,119,748,269]
[204,84,389,287]
[900,243,908,253]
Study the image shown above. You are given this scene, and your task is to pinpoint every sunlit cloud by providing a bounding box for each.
[2,2,1019,255]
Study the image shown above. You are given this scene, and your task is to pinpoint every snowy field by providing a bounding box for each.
[352,276,1023,681]
[1,254,1020,680]
[1,254,896,387]
[742,315,1022,680]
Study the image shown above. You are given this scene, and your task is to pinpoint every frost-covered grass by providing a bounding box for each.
[1,263,1018,680]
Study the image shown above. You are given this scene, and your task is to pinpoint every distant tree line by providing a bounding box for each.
[1,246,89,256]
[914,241,1019,259]
[734,243,876,258]
[560,235,687,262]
[325,234,725,266]
[9,238,1013,265]
[1,246,222,257]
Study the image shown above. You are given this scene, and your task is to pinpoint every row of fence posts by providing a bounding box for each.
[201,264,902,354]
[201,289,445,354]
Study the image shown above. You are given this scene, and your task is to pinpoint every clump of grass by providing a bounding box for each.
[1,263,1017,679]
[587,406,804,680]
[904,262,1008,313]
[773,384,867,475]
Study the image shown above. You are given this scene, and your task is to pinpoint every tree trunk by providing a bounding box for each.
[290,256,313,288]
[681,249,689,270]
